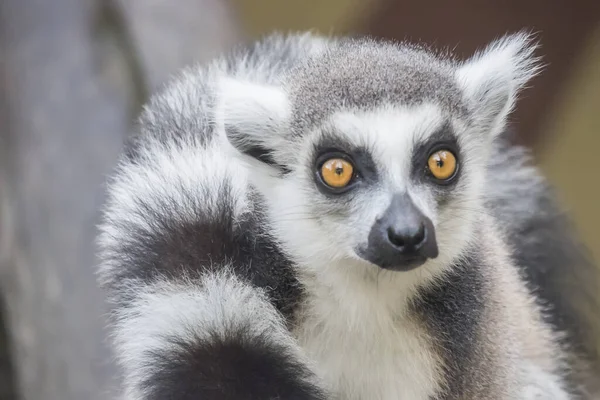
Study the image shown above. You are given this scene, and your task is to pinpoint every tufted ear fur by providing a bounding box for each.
[456,32,543,137]
[215,77,291,170]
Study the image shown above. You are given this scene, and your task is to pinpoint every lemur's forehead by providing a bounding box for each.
[286,40,467,134]
[312,104,448,165]
[328,104,445,145]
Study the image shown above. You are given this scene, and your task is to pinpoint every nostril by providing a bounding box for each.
[387,227,405,247]
[413,224,426,245]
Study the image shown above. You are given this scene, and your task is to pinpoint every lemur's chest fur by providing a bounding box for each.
[292,271,442,400]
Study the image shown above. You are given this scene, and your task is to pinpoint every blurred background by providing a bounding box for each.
[0,0,598,399]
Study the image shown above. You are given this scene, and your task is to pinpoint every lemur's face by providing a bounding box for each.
[285,104,479,272]
[218,33,538,274]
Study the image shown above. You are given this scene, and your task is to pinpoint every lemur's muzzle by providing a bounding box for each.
[360,193,438,271]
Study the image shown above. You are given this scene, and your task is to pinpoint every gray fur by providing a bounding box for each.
[286,37,468,134]
[486,137,600,393]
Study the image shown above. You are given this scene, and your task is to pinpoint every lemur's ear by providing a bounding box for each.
[216,77,291,169]
[456,32,542,137]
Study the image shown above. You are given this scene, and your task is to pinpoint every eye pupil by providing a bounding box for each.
[320,158,354,189]
[427,150,457,182]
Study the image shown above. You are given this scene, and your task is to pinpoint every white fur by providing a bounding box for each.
[521,364,572,400]
[113,272,313,400]
[215,77,290,140]
[97,136,250,286]
[213,77,303,168]
[456,32,542,137]
[293,264,442,399]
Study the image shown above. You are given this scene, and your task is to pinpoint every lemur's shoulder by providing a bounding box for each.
[485,137,600,391]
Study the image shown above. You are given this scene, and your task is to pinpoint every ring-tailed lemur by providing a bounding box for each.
[97,31,600,399]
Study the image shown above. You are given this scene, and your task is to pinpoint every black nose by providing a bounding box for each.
[386,223,427,253]
[359,193,439,271]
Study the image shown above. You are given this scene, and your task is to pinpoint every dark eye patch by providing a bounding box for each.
[411,122,461,189]
[311,132,378,195]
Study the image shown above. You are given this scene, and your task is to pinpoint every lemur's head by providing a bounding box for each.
[218,33,540,276]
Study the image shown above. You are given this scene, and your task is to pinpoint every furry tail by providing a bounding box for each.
[486,136,600,395]
[96,134,325,399]
[110,273,325,400]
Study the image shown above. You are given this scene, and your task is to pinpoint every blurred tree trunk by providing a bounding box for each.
[0,1,240,399]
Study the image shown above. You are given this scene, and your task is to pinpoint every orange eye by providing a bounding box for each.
[427,150,457,180]
[320,158,354,188]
